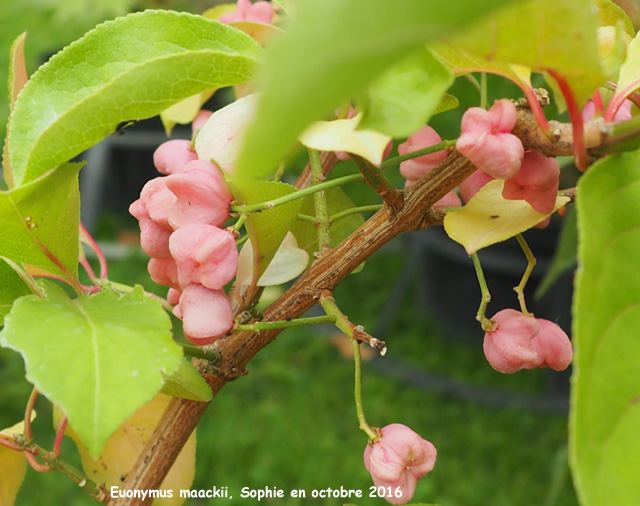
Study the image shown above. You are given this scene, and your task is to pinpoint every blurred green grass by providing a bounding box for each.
[2,241,578,506]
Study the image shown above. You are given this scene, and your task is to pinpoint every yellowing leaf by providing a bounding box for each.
[160,91,215,135]
[444,180,570,254]
[0,411,35,439]
[0,446,25,506]
[299,113,391,166]
[0,414,34,506]
[58,395,195,506]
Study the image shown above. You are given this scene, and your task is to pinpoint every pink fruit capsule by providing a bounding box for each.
[166,168,232,229]
[457,99,524,180]
[153,139,198,176]
[169,224,238,290]
[173,284,234,345]
[364,424,437,505]
[502,150,559,214]
[398,125,450,181]
[483,309,542,374]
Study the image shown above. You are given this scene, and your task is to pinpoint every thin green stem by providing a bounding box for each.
[296,205,383,225]
[295,213,317,223]
[380,139,457,170]
[320,291,379,441]
[230,174,364,214]
[179,343,220,362]
[235,314,336,332]
[472,253,494,331]
[464,73,482,94]
[230,213,248,235]
[309,148,333,252]
[331,204,383,222]
[235,234,250,247]
[18,438,106,500]
[514,234,536,316]
[480,72,488,110]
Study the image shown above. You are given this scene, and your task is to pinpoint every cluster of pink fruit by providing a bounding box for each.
[396,99,573,375]
[129,137,238,346]
[399,99,560,220]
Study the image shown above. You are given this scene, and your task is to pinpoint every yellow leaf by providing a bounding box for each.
[57,395,195,506]
[160,91,215,135]
[0,414,34,506]
[0,446,26,506]
[444,180,570,255]
[299,113,392,166]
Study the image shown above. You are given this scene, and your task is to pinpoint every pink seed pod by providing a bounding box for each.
[459,170,494,203]
[532,319,573,371]
[173,284,234,346]
[138,217,172,259]
[364,424,437,505]
[219,0,274,24]
[169,224,239,290]
[152,139,198,176]
[147,258,179,289]
[456,99,524,180]
[166,168,233,229]
[167,287,181,306]
[192,110,213,133]
[502,150,560,214]
[138,177,177,230]
[398,125,451,181]
[483,309,542,374]
[128,198,148,221]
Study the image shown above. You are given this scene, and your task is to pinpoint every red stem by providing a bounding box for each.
[0,436,24,452]
[79,222,108,279]
[545,70,588,170]
[24,450,52,472]
[52,416,68,457]
[522,85,551,134]
[593,90,604,118]
[24,387,38,441]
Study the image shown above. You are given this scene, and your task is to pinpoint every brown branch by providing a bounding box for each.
[352,155,404,212]
[109,151,476,506]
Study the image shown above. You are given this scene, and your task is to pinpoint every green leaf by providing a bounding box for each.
[291,187,365,260]
[161,358,213,402]
[0,163,81,278]
[0,258,32,326]
[596,0,635,36]
[571,150,640,506]
[235,0,522,179]
[0,283,181,458]
[444,180,570,255]
[357,48,453,138]
[232,180,301,279]
[431,42,533,93]
[612,31,640,105]
[443,0,605,105]
[3,31,28,188]
[6,10,263,187]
